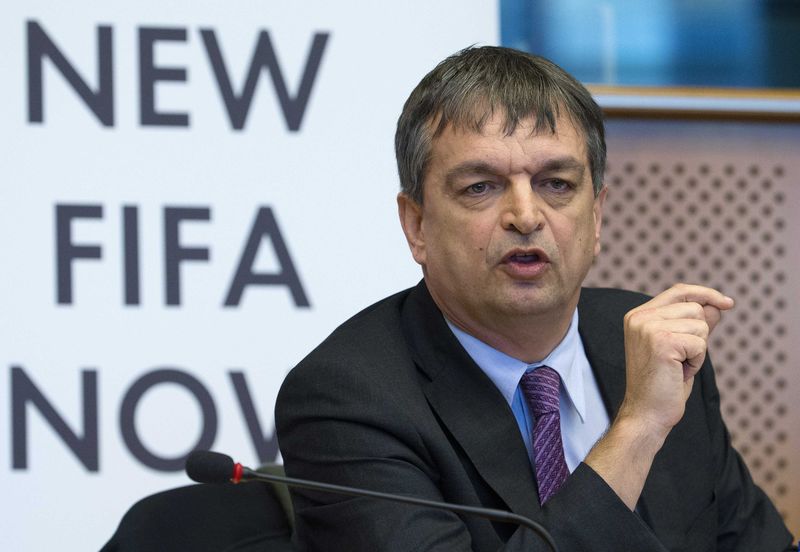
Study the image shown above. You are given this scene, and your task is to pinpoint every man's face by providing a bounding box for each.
[398,113,606,337]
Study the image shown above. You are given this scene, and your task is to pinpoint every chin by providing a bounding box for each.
[498,292,560,316]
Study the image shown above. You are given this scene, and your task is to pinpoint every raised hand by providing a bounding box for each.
[618,284,734,435]
[585,284,734,510]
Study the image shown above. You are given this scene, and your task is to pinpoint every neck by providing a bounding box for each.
[432,298,577,364]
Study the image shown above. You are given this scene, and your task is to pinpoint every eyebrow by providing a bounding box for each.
[444,156,586,184]
[539,156,586,175]
[444,162,502,184]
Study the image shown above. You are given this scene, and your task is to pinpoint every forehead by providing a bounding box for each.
[427,112,588,173]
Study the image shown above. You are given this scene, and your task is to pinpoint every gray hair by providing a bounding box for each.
[395,46,606,203]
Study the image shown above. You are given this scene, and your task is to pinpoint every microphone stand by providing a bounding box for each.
[241,467,560,552]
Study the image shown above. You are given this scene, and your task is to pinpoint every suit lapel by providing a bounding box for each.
[401,282,540,519]
[577,290,627,420]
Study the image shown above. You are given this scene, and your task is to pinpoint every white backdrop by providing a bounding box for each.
[0,2,497,549]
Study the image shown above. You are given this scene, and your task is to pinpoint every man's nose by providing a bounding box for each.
[500,181,544,235]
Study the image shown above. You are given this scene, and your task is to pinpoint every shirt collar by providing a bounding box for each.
[446,310,587,422]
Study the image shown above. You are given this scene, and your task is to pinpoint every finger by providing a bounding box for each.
[630,301,726,335]
[678,334,707,380]
[703,305,723,334]
[644,283,734,311]
[629,301,708,322]
[642,319,710,340]
[630,302,727,337]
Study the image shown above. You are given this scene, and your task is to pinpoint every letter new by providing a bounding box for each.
[27,20,329,130]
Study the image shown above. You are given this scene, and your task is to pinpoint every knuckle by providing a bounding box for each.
[692,334,708,351]
[624,310,634,323]
[624,309,643,325]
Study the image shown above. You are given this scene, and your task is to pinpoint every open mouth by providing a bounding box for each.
[509,253,541,264]
[503,249,549,264]
[500,249,550,278]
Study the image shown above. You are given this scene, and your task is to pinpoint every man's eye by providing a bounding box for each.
[466,182,490,194]
[546,179,570,191]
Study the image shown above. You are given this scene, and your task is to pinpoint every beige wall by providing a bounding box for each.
[588,118,800,537]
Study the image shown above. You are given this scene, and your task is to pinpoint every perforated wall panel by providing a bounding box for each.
[589,119,799,536]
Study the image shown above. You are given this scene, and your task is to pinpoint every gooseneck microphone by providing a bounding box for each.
[186,450,559,552]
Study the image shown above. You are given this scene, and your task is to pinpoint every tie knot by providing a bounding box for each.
[519,366,561,417]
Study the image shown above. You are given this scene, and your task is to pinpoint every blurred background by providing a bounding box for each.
[503,0,800,87]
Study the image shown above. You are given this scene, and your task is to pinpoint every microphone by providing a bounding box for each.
[186,450,559,552]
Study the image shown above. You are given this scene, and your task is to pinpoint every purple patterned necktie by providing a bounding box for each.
[519,366,569,504]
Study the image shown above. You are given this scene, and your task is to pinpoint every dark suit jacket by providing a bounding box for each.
[275,282,793,551]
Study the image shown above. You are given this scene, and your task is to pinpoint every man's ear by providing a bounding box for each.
[592,185,608,258]
[397,192,426,266]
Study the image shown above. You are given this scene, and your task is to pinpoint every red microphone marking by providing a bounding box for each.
[232,462,244,483]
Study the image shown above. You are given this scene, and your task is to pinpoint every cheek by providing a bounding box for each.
[553,214,595,258]
[581,218,600,256]
[422,218,464,264]
[439,215,492,251]
[469,220,501,258]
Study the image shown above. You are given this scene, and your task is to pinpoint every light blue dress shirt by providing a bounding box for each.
[446,310,610,473]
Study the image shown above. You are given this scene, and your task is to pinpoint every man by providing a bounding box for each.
[275,47,794,551]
